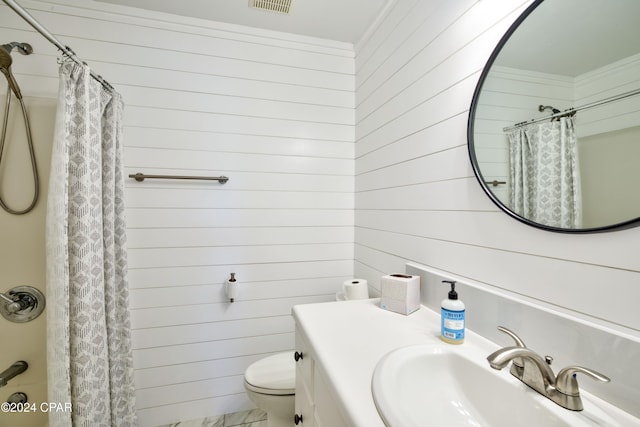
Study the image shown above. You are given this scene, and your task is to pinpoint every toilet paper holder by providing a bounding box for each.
[225,273,238,303]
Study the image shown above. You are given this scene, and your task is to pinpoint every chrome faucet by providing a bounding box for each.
[0,361,28,387]
[487,326,610,411]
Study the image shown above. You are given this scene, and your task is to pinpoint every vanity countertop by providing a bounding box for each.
[292,298,640,427]
[292,298,500,427]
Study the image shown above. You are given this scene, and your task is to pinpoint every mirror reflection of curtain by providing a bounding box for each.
[507,117,582,228]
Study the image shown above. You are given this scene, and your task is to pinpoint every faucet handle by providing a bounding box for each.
[497,326,526,347]
[556,366,611,396]
[497,326,526,369]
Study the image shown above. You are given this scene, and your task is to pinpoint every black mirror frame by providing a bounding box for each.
[467,0,640,233]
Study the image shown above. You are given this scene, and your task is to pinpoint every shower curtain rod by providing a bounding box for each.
[2,0,113,91]
[503,86,640,132]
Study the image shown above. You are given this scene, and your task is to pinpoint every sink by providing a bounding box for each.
[371,344,621,427]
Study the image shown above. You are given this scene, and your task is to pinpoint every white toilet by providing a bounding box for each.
[243,352,296,427]
[244,291,361,426]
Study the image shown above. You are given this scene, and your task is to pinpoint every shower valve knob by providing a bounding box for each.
[0,286,45,323]
[2,294,33,313]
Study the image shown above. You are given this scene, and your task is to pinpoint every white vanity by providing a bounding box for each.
[293,298,477,427]
[292,298,640,427]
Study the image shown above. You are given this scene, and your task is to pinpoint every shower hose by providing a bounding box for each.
[0,87,39,215]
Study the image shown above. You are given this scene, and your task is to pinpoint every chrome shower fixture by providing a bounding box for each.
[6,392,28,404]
[1,41,33,56]
[0,286,45,323]
[0,361,28,387]
[0,42,32,99]
[538,104,561,114]
[0,40,39,215]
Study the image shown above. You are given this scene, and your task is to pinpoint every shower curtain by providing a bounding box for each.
[46,61,137,426]
[507,116,582,228]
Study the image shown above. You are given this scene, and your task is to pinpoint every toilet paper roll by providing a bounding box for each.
[343,279,369,300]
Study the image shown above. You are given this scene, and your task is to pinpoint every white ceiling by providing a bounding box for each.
[92,1,640,76]
[495,0,640,77]
[94,0,390,44]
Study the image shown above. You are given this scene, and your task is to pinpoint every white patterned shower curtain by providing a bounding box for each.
[507,116,582,228]
[46,61,137,426]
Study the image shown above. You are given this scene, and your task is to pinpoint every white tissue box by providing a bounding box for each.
[380,274,420,315]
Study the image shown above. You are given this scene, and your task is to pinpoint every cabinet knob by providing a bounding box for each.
[294,414,303,425]
[294,351,303,362]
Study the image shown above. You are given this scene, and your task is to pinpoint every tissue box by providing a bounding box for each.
[380,274,420,315]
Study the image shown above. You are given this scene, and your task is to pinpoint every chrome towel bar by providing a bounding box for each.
[128,173,229,184]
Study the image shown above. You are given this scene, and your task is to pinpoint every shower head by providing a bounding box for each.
[0,42,31,100]
[538,104,561,115]
[0,48,22,99]
[0,47,12,69]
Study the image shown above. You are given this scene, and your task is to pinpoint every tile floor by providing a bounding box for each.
[158,409,267,427]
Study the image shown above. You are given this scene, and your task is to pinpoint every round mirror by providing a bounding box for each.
[468,0,640,233]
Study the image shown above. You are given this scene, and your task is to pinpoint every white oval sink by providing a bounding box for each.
[372,344,621,427]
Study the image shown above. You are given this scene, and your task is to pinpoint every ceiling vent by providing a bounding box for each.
[249,0,294,14]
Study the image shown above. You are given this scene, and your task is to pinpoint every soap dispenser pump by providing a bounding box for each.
[440,280,465,344]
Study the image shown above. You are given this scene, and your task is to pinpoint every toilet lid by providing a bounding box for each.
[245,352,295,393]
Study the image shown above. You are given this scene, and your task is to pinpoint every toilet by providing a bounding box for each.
[243,352,296,427]
[244,291,361,426]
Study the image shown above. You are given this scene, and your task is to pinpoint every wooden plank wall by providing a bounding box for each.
[354,0,640,343]
[4,0,640,426]
[2,1,354,425]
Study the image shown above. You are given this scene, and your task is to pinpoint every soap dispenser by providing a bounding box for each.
[440,280,465,344]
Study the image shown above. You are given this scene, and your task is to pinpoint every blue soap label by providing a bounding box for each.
[441,308,465,341]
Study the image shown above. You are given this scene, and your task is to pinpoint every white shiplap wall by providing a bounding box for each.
[2,1,354,426]
[575,52,640,137]
[114,6,355,426]
[355,0,640,346]
[5,0,640,424]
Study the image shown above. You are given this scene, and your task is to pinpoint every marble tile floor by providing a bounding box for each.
[158,408,268,427]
